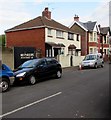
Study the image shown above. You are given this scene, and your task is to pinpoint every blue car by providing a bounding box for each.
[0,64,14,92]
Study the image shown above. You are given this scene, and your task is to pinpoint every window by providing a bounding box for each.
[56,30,64,38]
[61,48,64,55]
[68,33,74,40]
[46,59,57,65]
[48,28,52,36]
[2,65,5,70]
[46,49,52,57]
[107,36,109,44]
[94,33,97,41]
[104,36,106,43]
[77,34,79,41]
[39,60,46,66]
[94,48,97,53]
[90,33,93,41]
[90,48,93,54]
[46,49,48,57]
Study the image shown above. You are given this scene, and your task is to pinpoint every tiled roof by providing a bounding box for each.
[5,16,74,33]
[83,21,96,31]
[100,27,110,35]
[71,21,97,32]
[78,21,88,30]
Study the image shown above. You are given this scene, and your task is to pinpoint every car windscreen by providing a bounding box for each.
[18,59,39,68]
[83,55,97,61]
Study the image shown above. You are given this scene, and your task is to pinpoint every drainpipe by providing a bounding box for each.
[86,31,88,55]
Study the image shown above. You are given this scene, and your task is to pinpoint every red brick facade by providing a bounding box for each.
[6,28,45,57]
[88,42,98,46]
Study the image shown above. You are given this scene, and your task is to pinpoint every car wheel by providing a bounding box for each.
[29,76,36,85]
[101,62,104,68]
[56,70,62,78]
[0,78,10,92]
[94,63,97,69]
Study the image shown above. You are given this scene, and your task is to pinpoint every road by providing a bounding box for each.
[2,63,110,119]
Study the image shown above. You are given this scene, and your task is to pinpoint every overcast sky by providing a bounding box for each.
[0,0,110,34]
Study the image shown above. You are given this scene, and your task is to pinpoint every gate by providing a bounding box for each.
[14,47,36,69]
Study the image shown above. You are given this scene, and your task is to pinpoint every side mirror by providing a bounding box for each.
[38,64,43,68]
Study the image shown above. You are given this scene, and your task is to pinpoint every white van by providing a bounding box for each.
[80,53,104,69]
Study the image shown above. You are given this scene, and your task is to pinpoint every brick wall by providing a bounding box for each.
[6,28,45,57]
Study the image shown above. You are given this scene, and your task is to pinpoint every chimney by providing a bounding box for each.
[42,7,51,19]
[98,24,101,28]
[74,14,79,22]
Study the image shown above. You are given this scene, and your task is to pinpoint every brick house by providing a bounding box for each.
[5,8,81,58]
[99,26,110,61]
[69,15,110,56]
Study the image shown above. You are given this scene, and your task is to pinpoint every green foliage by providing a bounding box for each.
[0,34,5,46]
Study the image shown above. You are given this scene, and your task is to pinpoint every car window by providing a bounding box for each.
[2,65,5,70]
[84,55,96,60]
[97,55,100,59]
[46,59,57,65]
[38,59,46,66]
[19,59,39,68]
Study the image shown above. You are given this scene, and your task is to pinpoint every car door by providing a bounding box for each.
[45,59,56,76]
[36,59,48,78]
[97,55,101,66]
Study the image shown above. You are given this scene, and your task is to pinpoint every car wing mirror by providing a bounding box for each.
[38,64,44,68]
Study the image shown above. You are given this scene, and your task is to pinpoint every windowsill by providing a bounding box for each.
[47,35,53,38]
[68,39,74,41]
[56,37,64,39]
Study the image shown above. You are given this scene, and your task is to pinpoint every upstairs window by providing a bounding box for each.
[90,33,93,41]
[94,33,97,41]
[56,30,64,38]
[104,36,106,43]
[68,32,74,40]
[48,28,52,36]
[77,34,79,41]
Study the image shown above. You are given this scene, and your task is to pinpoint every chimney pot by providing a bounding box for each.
[74,15,79,22]
[42,7,51,19]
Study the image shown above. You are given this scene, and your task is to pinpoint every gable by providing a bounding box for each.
[70,23,86,36]
[70,21,88,32]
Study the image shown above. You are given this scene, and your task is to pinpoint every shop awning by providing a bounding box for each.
[68,44,76,49]
[46,42,65,48]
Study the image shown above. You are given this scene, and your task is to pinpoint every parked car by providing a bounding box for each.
[0,64,14,92]
[79,53,104,69]
[13,58,62,85]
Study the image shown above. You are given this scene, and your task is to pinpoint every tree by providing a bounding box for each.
[0,34,5,46]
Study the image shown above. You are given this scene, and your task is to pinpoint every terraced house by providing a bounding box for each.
[5,7,81,58]
[70,15,110,57]
[99,26,110,55]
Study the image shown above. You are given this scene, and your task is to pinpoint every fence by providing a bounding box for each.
[2,47,14,69]
[58,55,85,68]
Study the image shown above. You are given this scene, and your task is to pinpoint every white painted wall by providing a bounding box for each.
[58,55,85,68]
[45,28,81,56]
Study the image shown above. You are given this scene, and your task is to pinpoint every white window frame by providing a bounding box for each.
[68,33,74,40]
[48,28,52,36]
[90,33,93,41]
[94,32,97,42]
[56,30,64,38]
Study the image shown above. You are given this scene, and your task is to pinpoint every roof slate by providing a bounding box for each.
[5,16,74,33]
[100,27,110,34]
[83,21,96,31]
